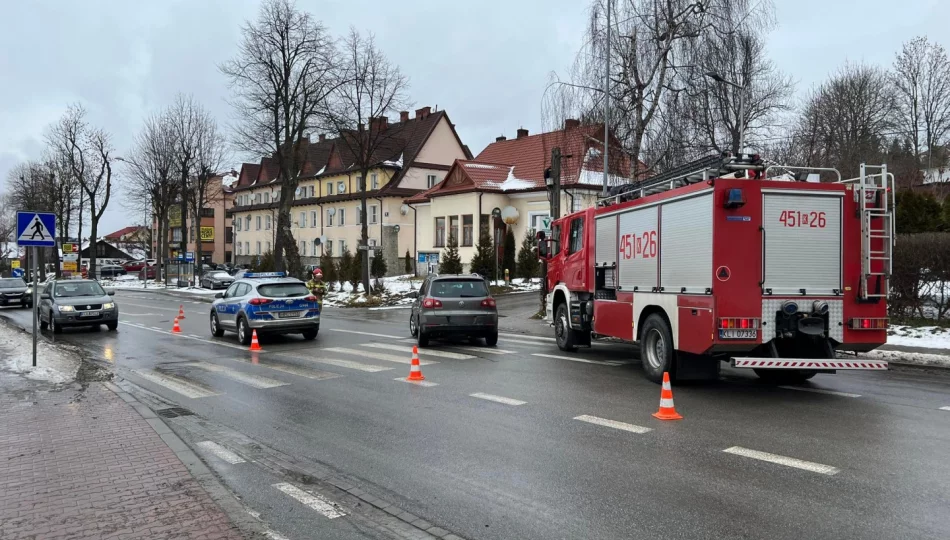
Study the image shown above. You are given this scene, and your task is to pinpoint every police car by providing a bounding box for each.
[210,272,320,344]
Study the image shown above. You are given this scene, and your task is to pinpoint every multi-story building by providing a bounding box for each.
[229,106,470,273]
[155,173,236,265]
[405,120,634,273]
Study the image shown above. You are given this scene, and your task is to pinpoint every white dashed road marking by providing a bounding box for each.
[499,338,551,346]
[778,386,861,398]
[940,406,950,411]
[532,353,623,366]
[394,377,438,387]
[574,415,652,434]
[196,441,246,464]
[723,446,840,475]
[362,343,475,360]
[118,321,252,351]
[499,332,555,342]
[265,530,291,540]
[332,328,403,339]
[450,346,514,355]
[470,393,527,406]
[324,347,438,365]
[300,356,394,372]
[184,362,288,389]
[131,370,220,399]
[273,482,346,519]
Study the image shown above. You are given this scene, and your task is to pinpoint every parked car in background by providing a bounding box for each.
[201,270,235,290]
[0,278,30,308]
[97,265,127,278]
[123,260,147,272]
[38,279,118,333]
[409,273,498,347]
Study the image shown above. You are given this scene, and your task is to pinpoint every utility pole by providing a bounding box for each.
[602,0,611,197]
[551,147,562,219]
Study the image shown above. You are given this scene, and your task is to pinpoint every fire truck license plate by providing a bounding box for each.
[719,329,757,340]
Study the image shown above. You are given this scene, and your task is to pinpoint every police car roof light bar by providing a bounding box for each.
[244,272,286,278]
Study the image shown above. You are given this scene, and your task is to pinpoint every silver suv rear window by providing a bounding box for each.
[430,279,489,298]
[257,283,311,298]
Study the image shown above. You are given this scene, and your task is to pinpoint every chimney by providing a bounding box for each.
[495,135,507,142]
[318,134,326,142]
[415,106,432,119]
[517,128,529,139]
[564,118,580,130]
[400,110,409,122]
[370,116,389,131]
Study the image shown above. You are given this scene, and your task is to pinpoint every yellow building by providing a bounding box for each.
[229,107,471,273]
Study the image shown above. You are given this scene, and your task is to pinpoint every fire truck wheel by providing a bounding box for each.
[555,303,578,352]
[640,313,674,383]
[753,369,817,383]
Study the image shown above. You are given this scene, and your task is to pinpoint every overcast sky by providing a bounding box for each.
[1,0,947,236]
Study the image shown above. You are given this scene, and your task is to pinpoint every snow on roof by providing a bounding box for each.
[222,172,239,188]
[576,168,630,186]
[382,152,404,168]
[464,163,501,170]
[316,165,326,175]
[484,166,535,191]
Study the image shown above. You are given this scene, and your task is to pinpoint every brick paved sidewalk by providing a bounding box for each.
[0,376,246,540]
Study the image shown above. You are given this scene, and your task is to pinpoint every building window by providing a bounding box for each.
[449,216,459,244]
[357,176,364,191]
[338,208,345,226]
[572,195,582,213]
[479,214,490,238]
[264,192,270,203]
[309,185,315,198]
[265,215,271,230]
[427,174,437,188]
[327,182,334,195]
[339,239,346,253]
[528,212,550,232]
[255,193,261,204]
[356,206,362,225]
[256,241,261,255]
[299,240,306,256]
[311,211,318,228]
[245,216,251,230]
[265,241,271,253]
[327,209,334,227]
[235,219,242,232]
[256,216,261,230]
[171,227,182,242]
[199,207,214,218]
[371,173,379,190]
[326,240,333,256]
[368,238,377,247]
[245,241,249,254]
[236,243,242,255]
[370,205,378,224]
[226,227,233,243]
[435,217,446,247]
[462,215,473,246]
[299,211,307,228]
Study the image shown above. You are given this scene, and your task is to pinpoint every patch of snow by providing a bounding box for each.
[0,322,80,383]
[382,153,404,168]
[856,349,950,368]
[316,165,326,175]
[496,167,535,191]
[222,172,239,188]
[464,163,500,170]
[886,325,950,349]
[576,168,629,186]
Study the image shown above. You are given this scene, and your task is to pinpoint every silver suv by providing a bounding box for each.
[409,274,498,347]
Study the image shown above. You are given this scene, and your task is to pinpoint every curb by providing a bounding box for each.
[101,380,269,539]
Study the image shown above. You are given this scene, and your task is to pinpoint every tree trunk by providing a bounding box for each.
[88,207,99,279]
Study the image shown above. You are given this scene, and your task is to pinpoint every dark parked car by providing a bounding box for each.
[39,279,118,333]
[0,278,30,308]
[409,274,498,347]
[201,270,235,290]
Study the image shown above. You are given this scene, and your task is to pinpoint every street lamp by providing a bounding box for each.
[705,72,747,156]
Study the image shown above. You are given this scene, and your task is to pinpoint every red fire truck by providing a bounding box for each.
[539,154,894,383]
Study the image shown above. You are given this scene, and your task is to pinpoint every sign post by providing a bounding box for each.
[16,212,57,368]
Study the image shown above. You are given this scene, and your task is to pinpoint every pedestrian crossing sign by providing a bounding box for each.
[16,212,57,247]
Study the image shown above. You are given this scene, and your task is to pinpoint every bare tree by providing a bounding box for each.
[792,64,896,179]
[893,36,950,169]
[186,106,230,276]
[220,0,339,275]
[169,94,203,262]
[124,111,180,280]
[48,104,116,278]
[322,28,409,294]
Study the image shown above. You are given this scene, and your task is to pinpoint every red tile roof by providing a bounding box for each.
[103,226,145,240]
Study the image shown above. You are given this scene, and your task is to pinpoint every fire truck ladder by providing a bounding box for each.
[840,164,895,300]
[598,153,766,206]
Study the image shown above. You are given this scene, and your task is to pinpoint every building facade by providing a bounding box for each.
[156,173,236,265]
[406,120,633,273]
[229,107,470,273]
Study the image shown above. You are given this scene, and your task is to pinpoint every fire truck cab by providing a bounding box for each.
[539,154,893,383]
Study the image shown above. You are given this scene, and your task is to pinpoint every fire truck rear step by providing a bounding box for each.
[731,358,888,370]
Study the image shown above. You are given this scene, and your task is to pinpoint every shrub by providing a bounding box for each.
[469,229,495,279]
[502,228,516,281]
[516,229,540,279]
[439,234,463,274]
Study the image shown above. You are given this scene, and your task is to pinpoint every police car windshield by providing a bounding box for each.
[0,278,26,288]
[257,283,310,298]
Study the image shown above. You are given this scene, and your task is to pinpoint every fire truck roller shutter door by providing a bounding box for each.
[660,193,713,293]
[618,206,658,292]
[761,191,842,296]
[595,215,618,267]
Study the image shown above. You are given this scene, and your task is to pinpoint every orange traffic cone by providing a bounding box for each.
[178,305,186,319]
[249,329,262,351]
[652,372,683,420]
[406,345,425,381]
[171,317,182,334]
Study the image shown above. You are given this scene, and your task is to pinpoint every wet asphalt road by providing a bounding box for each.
[3,290,950,540]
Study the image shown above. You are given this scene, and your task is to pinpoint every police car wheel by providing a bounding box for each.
[237,317,252,345]
[302,329,318,341]
[210,312,224,337]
